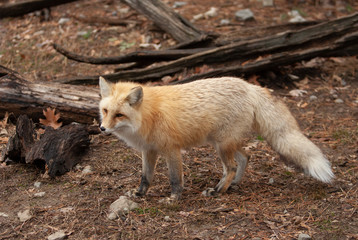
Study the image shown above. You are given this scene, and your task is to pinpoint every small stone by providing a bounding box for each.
[60,207,74,213]
[0,212,9,217]
[34,181,42,188]
[47,230,67,240]
[289,89,307,97]
[58,18,70,25]
[220,19,230,25]
[268,178,274,184]
[108,196,139,220]
[334,99,344,104]
[204,7,218,18]
[118,7,130,15]
[164,216,170,221]
[298,233,311,240]
[172,1,187,8]
[18,209,32,222]
[288,10,306,23]
[82,165,93,174]
[193,13,204,21]
[309,95,318,101]
[34,192,46,197]
[235,9,254,21]
[77,31,88,37]
[262,0,274,6]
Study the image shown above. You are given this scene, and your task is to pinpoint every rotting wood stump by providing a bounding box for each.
[1,115,91,177]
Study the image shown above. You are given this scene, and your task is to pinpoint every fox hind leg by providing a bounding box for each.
[232,150,249,185]
[206,143,237,195]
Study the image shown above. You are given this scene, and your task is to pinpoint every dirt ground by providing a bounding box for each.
[1,0,358,239]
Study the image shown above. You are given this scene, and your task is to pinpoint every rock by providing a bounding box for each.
[268,178,274,184]
[47,230,67,240]
[289,10,306,23]
[172,1,187,8]
[309,95,318,101]
[77,31,88,37]
[220,19,230,26]
[289,89,307,97]
[193,13,204,21]
[59,207,74,213]
[262,0,274,7]
[82,165,93,174]
[34,181,42,188]
[0,212,9,217]
[164,216,170,221]
[204,7,218,18]
[58,18,70,25]
[18,209,32,222]
[34,192,46,197]
[298,233,311,240]
[108,196,139,220]
[334,99,344,103]
[235,9,254,21]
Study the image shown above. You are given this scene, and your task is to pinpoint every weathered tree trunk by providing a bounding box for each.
[121,0,205,42]
[0,0,79,18]
[0,65,100,124]
[1,115,90,177]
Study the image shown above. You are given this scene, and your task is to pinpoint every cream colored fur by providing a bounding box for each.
[99,76,334,200]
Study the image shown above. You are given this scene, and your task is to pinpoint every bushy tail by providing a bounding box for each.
[253,90,334,183]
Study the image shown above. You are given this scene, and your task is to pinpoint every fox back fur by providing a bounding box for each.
[99,76,334,200]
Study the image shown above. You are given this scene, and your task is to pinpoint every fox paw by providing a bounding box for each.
[158,194,180,204]
[202,188,217,197]
[125,189,143,198]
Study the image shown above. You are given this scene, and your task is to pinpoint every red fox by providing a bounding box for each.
[99,76,334,201]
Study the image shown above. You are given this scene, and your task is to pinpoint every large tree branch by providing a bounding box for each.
[54,13,358,85]
[0,0,79,18]
[121,0,206,42]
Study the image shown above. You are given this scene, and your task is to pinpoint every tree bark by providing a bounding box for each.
[1,115,90,178]
[53,43,212,65]
[121,0,205,42]
[0,66,100,124]
[53,13,358,85]
[0,0,79,18]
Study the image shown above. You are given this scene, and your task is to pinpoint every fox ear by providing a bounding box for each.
[99,76,112,97]
[126,86,143,106]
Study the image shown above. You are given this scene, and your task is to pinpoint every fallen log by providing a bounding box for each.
[0,0,79,19]
[53,13,358,85]
[53,43,212,65]
[0,65,100,124]
[121,0,205,42]
[175,32,358,84]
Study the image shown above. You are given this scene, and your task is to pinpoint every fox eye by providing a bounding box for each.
[115,113,124,118]
[103,109,108,114]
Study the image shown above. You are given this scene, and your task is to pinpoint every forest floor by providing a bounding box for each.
[0,0,358,239]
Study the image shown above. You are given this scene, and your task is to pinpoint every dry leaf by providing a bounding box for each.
[39,107,62,129]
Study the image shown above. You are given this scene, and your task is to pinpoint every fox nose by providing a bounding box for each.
[100,126,106,132]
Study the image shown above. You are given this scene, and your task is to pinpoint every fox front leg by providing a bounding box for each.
[135,149,158,196]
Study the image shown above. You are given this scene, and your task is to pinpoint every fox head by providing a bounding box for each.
[99,77,143,134]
